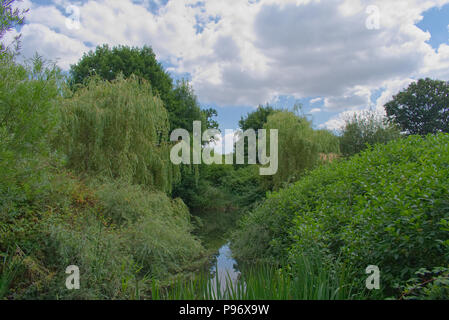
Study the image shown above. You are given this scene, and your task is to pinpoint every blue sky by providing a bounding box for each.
[417,4,449,50]
[8,0,449,144]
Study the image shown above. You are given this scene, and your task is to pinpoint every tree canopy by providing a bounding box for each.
[69,44,217,132]
[385,78,449,135]
[60,75,179,193]
[239,104,277,131]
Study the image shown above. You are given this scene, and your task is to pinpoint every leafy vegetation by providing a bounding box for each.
[69,44,216,133]
[263,110,340,190]
[339,110,401,157]
[232,134,449,298]
[0,53,205,299]
[59,75,178,193]
[2,3,449,301]
[385,78,449,135]
[0,0,28,53]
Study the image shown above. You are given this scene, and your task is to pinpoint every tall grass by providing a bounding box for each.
[152,254,367,300]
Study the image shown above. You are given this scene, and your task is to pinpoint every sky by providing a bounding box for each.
[6,0,449,153]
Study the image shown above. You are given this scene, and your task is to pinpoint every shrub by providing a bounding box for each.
[2,172,205,299]
[232,134,449,297]
[399,267,449,300]
[96,180,205,279]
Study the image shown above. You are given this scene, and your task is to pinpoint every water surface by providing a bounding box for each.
[209,243,242,297]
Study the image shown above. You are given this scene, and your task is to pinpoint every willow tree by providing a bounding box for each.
[60,75,179,193]
[263,111,320,190]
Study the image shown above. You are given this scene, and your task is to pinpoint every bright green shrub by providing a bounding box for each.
[233,134,449,296]
[59,75,179,193]
[0,53,61,200]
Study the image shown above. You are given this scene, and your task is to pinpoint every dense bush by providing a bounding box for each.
[1,172,205,299]
[232,134,449,297]
[59,75,179,193]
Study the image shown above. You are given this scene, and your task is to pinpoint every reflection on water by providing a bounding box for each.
[209,243,243,297]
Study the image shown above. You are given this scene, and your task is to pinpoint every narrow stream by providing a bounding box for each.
[209,243,243,297]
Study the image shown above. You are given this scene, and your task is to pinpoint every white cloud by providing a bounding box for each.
[310,97,322,104]
[19,23,89,70]
[310,108,321,114]
[319,108,363,131]
[15,0,449,118]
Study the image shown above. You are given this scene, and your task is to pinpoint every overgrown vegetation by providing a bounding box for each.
[153,254,365,300]
[2,3,449,301]
[232,134,449,298]
[0,53,205,299]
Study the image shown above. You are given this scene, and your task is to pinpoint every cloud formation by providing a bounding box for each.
[13,0,449,129]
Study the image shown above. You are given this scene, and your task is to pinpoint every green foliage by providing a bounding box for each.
[399,267,449,300]
[236,105,278,167]
[0,54,61,157]
[95,180,205,280]
[239,104,277,131]
[69,44,216,132]
[171,80,215,133]
[263,111,319,190]
[340,110,401,157]
[1,170,206,299]
[0,54,62,252]
[385,78,449,135]
[59,75,179,193]
[232,134,449,297]
[313,129,340,154]
[70,45,172,102]
[220,165,266,208]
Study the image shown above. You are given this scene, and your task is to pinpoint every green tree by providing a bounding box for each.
[0,0,29,53]
[70,45,172,101]
[59,75,179,193]
[69,44,217,132]
[239,104,277,131]
[236,104,278,166]
[340,110,401,157]
[263,111,319,190]
[385,78,449,135]
[171,79,218,132]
